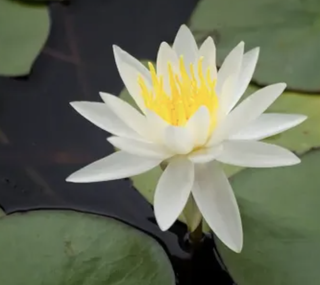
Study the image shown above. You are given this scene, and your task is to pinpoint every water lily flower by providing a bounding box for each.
[66,25,306,252]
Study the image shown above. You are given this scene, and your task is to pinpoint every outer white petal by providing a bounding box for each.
[185,106,210,147]
[208,83,287,146]
[231,47,260,111]
[107,136,173,159]
[230,113,307,141]
[192,161,243,252]
[173,25,198,65]
[100,92,151,139]
[66,151,161,183]
[113,45,151,113]
[154,157,194,231]
[157,42,179,93]
[70,102,141,140]
[217,140,300,167]
[188,144,223,163]
[163,125,194,154]
[199,36,217,80]
[216,42,244,96]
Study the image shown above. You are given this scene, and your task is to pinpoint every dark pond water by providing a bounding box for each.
[0,0,234,284]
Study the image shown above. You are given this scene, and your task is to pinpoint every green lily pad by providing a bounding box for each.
[0,0,50,76]
[0,210,175,285]
[189,0,320,92]
[217,149,320,285]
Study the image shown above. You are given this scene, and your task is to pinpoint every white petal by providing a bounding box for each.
[154,157,194,230]
[219,74,239,116]
[173,25,198,64]
[216,42,244,96]
[145,110,170,143]
[70,102,141,140]
[199,36,217,80]
[157,42,179,93]
[113,45,151,112]
[107,136,173,159]
[188,144,223,163]
[217,140,300,167]
[66,151,161,183]
[232,47,260,110]
[185,106,210,146]
[230,113,307,140]
[192,161,243,252]
[99,92,151,139]
[208,83,287,146]
[163,125,194,154]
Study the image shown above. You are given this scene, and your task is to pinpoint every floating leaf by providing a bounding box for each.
[189,0,320,92]
[0,0,50,76]
[217,149,320,285]
[0,210,175,285]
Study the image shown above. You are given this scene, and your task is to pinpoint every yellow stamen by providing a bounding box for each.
[138,56,219,132]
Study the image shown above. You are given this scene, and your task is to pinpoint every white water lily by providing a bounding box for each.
[66,25,306,253]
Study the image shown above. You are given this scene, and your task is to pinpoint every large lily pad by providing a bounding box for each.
[217,149,320,285]
[0,210,175,285]
[189,0,320,92]
[0,0,50,76]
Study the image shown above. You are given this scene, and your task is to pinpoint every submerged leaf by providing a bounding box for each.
[0,210,175,285]
[0,0,50,76]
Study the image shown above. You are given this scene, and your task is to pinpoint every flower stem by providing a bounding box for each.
[189,219,203,246]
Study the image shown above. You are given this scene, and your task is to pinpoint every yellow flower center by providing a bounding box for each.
[138,56,219,129]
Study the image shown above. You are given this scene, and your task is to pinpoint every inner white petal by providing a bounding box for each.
[188,144,223,164]
[185,106,210,147]
[107,136,173,159]
[113,45,151,113]
[173,25,198,66]
[156,42,179,94]
[199,36,217,80]
[163,125,194,154]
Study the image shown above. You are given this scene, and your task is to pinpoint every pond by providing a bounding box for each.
[0,0,234,284]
